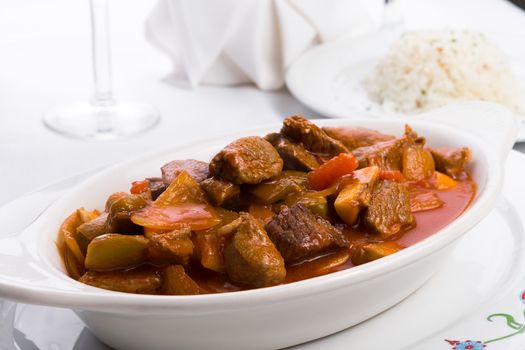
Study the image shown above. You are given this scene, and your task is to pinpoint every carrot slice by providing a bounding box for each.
[378,170,405,182]
[307,153,358,190]
[432,171,457,190]
[130,180,149,194]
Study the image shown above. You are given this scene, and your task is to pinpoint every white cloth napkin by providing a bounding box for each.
[146,0,384,90]
[0,300,16,350]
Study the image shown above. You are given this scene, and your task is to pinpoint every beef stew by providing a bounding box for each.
[57,117,476,295]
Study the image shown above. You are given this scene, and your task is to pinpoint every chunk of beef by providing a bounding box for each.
[224,213,286,287]
[265,204,349,263]
[404,124,426,146]
[79,267,161,293]
[281,115,348,156]
[209,136,283,185]
[430,147,472,179]
[323,126,395,150]
[353,138,407,171]
[265,133,319,171]
[200,177,240,206]
[147,227,194,266]
[147,177,167,200]
[402,145,435,181]
[352,125,425,172]
[364,180,415,238]
[161,159,210,185]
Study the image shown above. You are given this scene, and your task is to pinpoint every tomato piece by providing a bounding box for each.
[378,170,405,182]
[307,153,358,190]
[130,180,150,194]
[131,203,221,231]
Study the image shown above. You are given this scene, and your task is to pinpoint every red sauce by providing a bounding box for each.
[184,178,476,293]
[62,176,476,294]
[272,178,476,288]
[398,180,475,246]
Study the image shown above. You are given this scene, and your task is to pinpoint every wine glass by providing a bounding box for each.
[44,0,160,140]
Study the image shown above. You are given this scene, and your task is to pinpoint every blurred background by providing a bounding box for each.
[1,0,525,206]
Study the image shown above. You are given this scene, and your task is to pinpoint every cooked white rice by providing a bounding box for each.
[363,30,522,114]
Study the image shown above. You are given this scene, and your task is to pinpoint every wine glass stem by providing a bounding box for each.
[90,0,114,107]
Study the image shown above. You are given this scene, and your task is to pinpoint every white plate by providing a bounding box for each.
[4,150,525,350]
[286,30,525,142]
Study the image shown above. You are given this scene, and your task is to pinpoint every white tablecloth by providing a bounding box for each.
[1,0,525,206]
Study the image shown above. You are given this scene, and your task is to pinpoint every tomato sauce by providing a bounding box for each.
[274,178,476,288]
[60,176,476,294]
[398,180,475,246]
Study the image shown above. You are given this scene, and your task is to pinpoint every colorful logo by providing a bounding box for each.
[445,290,525,348]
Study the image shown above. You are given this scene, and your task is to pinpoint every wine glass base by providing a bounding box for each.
[43,101,160,141]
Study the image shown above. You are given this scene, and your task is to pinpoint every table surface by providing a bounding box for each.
[2,0,525,206]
